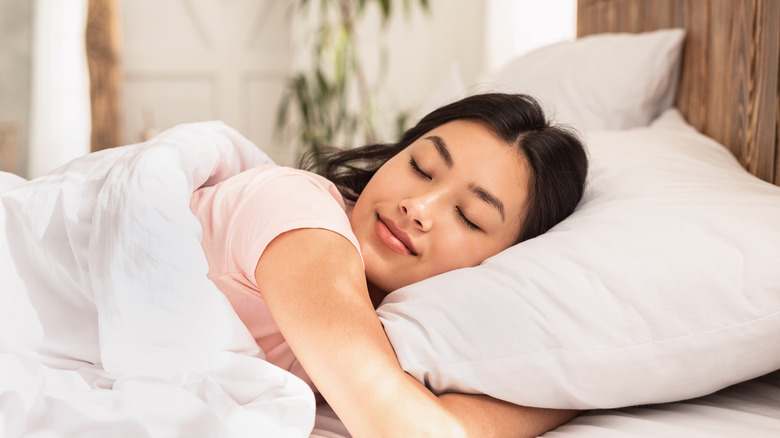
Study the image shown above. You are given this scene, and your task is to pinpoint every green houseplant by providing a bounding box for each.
[276,0,430,168]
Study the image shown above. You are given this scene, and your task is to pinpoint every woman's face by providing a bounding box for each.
[350,119,531,295]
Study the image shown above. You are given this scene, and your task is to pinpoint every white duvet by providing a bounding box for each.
[0,122,322,438]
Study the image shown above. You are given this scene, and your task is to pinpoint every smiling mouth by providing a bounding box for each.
[374,215,417,256]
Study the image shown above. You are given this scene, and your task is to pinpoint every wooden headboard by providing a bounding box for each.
[577,0,780,186]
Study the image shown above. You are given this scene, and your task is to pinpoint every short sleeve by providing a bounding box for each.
[225,167,361,286]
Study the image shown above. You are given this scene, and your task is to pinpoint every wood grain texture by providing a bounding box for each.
[724,0,753,166]
[86,0,123,152]
[776,81,780,185]
[577,0,780,186]
[751,0,780,183]
[704,0,733,145]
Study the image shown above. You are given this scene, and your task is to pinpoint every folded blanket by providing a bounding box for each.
[0,122,317,437]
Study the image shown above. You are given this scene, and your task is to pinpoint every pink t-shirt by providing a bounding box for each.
[189,164,361,386]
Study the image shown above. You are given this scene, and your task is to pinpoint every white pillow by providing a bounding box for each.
[477,29,685,131]
[377,109,780,409]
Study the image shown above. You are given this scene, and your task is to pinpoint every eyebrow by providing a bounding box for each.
[471,184,506,222]
[425,136,453,168]
[424,135,506,222]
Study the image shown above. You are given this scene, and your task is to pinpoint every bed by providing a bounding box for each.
[2,0,779,437]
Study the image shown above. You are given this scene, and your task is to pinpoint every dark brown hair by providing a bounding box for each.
[300,93,588,243]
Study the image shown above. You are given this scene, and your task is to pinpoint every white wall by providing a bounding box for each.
[0,0,34,176]
[484,0,577,73]
[358,0,488,122]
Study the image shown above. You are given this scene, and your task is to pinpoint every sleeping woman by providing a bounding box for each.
[189,93,588,437]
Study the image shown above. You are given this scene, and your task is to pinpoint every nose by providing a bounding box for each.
[399,194,436,231]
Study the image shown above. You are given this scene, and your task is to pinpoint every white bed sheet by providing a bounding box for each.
[0,122,324,437]
[547,370,780,437]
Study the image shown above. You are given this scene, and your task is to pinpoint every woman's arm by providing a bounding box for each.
[438,393,579,437]
[256,228,576,437]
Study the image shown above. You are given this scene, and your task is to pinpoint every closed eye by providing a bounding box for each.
[456,207,482,232]
[409,158,431,180]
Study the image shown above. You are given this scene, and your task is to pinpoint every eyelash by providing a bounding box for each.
[409,158,431,179]
[409,158,482,232]
[457,207,482,231]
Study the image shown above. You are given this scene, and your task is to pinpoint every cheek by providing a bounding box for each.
[357,170,398,207]
[426,234,494,275]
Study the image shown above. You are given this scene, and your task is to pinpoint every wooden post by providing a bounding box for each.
[86,0,122,152]
[0,122,18,174]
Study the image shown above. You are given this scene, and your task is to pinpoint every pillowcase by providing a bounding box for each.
[476,28,685,131]
[377,109,780,409]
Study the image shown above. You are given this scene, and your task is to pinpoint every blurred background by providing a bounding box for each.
[0,0,575,179]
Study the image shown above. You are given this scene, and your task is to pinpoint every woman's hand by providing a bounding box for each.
[256,228,576,437]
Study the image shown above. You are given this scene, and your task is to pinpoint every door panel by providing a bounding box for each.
[120,0,294,164]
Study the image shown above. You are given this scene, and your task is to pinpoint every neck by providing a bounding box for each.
[366,281,388,309]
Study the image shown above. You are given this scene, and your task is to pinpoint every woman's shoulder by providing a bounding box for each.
[192,162,360,283]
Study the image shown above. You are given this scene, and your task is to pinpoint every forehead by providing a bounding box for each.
[420,119,502,146]
[412,119,525,172]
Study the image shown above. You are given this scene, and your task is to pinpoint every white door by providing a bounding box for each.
[120,0,296,165]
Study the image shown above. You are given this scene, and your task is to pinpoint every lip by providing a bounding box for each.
[374,215,417,256]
